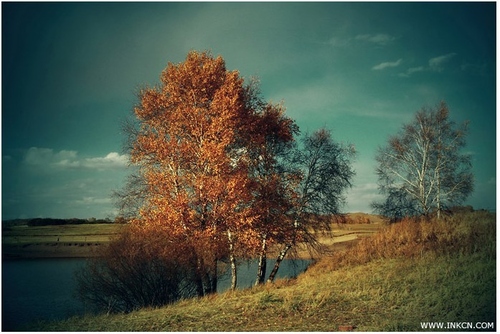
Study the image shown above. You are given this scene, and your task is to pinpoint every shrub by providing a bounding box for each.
[75,226,201,313]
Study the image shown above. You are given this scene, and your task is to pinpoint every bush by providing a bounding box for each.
[75,226,202,313]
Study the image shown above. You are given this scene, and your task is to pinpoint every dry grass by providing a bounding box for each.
[310,211,495,273]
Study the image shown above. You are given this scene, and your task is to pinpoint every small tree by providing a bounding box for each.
[373,102,473,220]
[266,128,356,282]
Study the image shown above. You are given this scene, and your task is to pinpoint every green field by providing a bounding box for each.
[26,211,495,331]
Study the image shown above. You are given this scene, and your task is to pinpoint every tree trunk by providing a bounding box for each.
[255,235,267,286]
[195,273,205,297]
[227,229,237,290]
[210,257,217,294]
[266,244,291,283]
[194,256,206,296]
[436,165,442,220]
[203,271,212,295]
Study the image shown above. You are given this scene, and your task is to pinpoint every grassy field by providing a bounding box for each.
[3,223,121,243]
[2,223,123,258]
[28,211,496,331]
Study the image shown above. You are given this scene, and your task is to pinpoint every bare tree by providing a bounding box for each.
[373,101,473,220]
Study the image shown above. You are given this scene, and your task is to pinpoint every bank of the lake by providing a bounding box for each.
[2,223,120,259]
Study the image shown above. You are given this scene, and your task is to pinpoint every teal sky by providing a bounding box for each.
[2,2,496,219]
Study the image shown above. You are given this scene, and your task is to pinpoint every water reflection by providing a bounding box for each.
[217,258,310,291]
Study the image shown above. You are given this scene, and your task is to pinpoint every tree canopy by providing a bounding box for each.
[115,50,356,291]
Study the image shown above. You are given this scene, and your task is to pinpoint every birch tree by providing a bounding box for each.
[373,102,473,220]
[128,51,254,293]
[247,104,299,285]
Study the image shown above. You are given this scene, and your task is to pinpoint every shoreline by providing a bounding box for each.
[2,238,361,261]
[2,242,107,260]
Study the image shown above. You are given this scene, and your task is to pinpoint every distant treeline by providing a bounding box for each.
[3,217,113,227]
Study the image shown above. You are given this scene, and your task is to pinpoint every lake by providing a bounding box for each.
[2,257,310,330]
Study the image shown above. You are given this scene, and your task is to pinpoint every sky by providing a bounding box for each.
[2,2,496,219]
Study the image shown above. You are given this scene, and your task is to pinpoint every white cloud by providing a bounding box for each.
[460,61,489,76]
[24,147,78,166]
[324,33,396,49]
[355,33,396,46]
[372,58,402,70]
[428,52,457,70]
[83,152,129,169]
[399,53,457,77]
[74,196,113,205]
[398,66,426,77]
[23,147,128,171]
[3,155,13,161]
[325,36,346,47]
[345,182,383,213]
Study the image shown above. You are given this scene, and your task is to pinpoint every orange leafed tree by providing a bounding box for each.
[127,51,297,292]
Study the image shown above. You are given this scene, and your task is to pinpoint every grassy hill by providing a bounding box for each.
[26,211,496,331]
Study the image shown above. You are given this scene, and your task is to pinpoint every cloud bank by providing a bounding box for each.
[428,52,457,71]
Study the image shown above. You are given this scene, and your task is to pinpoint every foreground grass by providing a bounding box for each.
[30,212,495,331]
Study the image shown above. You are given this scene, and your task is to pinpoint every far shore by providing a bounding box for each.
[2,214,383,260]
